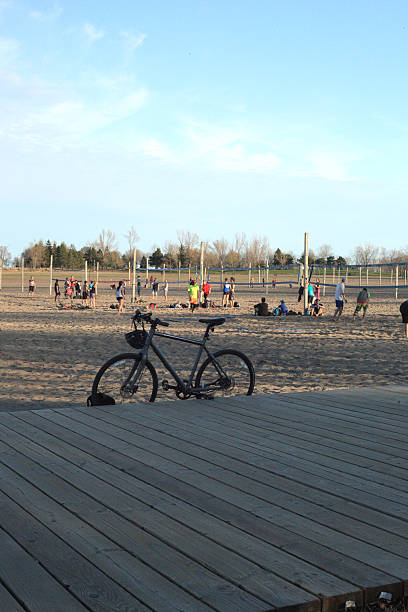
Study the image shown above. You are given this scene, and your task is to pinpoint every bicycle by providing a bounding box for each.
[90,309,255,404]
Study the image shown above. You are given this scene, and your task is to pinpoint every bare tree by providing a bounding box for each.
[163,241,179,267]
[353,243,379,266]
[317,244,334,260]
[26,241,45,269]
[0,246,11,266]
[245,235,270,266]
[233,233,247,266]
[124,226,139,261]
[210,238,229,266]
[176,230,199,264]
[96,229,118,256]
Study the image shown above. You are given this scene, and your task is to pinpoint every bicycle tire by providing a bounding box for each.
[92,353,158,404]
[195,349,255,397]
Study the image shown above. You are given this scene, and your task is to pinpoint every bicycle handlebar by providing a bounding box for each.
[133,309,169,327]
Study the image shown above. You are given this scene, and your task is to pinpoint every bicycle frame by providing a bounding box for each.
[129,325,223,395]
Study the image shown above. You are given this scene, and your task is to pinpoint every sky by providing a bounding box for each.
[1,0,408,260]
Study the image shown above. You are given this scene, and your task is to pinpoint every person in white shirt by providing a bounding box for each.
[333,278,347,320]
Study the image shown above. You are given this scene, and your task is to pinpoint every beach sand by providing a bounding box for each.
[1,284,407,410]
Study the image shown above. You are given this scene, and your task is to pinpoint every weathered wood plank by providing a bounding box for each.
[14,410,394,600]
[0,581,26,611]
[0,527,89,612]
[0,420,298,611]
[87,403,408,540]
[23,409,408,589]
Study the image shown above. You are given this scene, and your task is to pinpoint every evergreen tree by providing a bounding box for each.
[178,244,187,267]
[150,247,164,268]
[140,255,147,269]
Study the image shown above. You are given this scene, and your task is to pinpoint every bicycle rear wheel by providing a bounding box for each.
[195,349,255,397]
[92,353,158,404]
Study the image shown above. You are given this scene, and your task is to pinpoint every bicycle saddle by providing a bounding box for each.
[198,317,225,327]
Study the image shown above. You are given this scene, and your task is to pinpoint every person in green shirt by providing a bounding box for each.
[353,287,370,319]
[188,279,199,312]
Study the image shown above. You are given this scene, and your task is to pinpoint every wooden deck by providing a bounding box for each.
[0,385,407,611]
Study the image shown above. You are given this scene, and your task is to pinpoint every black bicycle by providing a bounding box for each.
[90,310,255,404]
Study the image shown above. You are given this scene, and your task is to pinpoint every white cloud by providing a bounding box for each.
[120,30,147,53]
[83,23,104,44]
[29,4,62,22]
[293,153,353,182]
[183,120,280,174]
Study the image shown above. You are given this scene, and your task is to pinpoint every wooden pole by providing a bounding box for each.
[220,262,223,291]
[199,241,204,291]
[303,232,309,315]
[132,248,136,303]
[266,259,269,295]
[49,254,53,295]
[178,260,181,288]
[359,266,361,287]
[332,266,335,286]
[379,267,382,286]
[395,265,399,299]
[85,260,88,282]
[128,261,131,283]
[366,267,368,286]
[346,266,348,282]
[323,267,326,296]
[163,263,166,282]
[248,262,251,287]
[146,256,149,281]
[258,265,261,285]
[390,267,393,285]
[96,261,99,284]
[21,257,24,292]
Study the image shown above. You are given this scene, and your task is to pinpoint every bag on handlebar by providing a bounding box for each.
[125,329,147,349]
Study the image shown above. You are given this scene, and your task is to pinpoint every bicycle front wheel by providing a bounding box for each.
[195,349,255,397]
[92,353,158,404]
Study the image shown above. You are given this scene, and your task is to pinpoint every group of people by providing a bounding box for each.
[54,277,97,307]
[222,277,236,307]
[254,297,289,316]
[187,279,212,311]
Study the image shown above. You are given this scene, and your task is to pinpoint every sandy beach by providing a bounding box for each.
[1,282,407,410]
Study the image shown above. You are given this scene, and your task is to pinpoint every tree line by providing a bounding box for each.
[0,231,406,270]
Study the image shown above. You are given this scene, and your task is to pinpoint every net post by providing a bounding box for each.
[49,254,53,295]
[303,232,309,315]
[395,265,399,299]
[21,257,24,292]
[132,248,136,303]
[323,267,326,296]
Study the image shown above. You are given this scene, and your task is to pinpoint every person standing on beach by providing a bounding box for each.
[137,277,141,298]
[400,299,408,338]
[89,281,96,308]
[82,281,88,306]
[222,277,230,307]
[333,278,347,320]
[188,279,199,312]
[116,280,125,314]
[353,287,370,319]
[152,278,159,298]
[28,276,35,296]
[54,279,60,303]
[202,279,211,308]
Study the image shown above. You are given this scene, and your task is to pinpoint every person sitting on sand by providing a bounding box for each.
[353,287,370,319]
[311,299,324,317]
[400,299,408,339]
[254,297,269,316]
[272,300,288,316]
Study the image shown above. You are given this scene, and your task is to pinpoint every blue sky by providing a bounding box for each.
[1,1,408,259]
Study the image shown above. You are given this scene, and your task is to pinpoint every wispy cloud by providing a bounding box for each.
[120,30,147,53]
[29,3,62,22]
[83,23,104,44]
[0,36,19,66]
